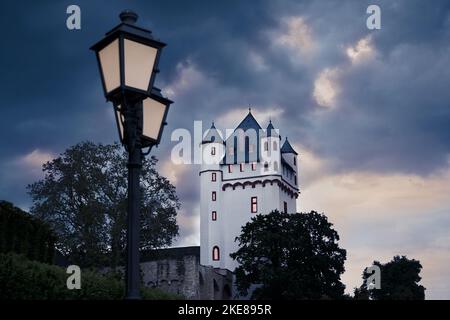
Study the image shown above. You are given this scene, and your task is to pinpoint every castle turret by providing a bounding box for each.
[200,122,225,267]
[281,137,299,194]
[260,120,281,174]
[200,111,299,271]
[201,122,224,171]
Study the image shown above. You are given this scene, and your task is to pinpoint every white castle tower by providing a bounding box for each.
[200,110,299,271]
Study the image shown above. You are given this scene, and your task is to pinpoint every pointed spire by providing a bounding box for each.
[233,108,262,132]
[266,119,278,137]
[202,120,223,144]
[248,106,252,114]
[281,136,298,155]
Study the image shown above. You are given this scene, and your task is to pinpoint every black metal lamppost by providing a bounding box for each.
[91,10,172,299]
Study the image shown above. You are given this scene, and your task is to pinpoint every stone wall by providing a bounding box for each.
[140,246,234,300]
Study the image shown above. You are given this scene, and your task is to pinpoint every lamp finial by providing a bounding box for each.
[120,10,138,24]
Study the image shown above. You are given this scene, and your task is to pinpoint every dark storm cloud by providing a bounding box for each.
[0,0,449,298]
[0,0,449,254]
[301,1,450,174]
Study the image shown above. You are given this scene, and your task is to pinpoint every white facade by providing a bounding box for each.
[200,111,299,271]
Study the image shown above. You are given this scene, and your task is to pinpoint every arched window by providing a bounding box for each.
[264,141,269,151]
[212,246,220,261]
[245,136,250,163]
[273,161,278,171]
[251,197,258,213]
[199,272,204,287]
[273,141,277,151]
[239,134,245,152]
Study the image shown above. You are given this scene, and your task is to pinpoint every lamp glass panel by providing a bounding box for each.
[124,39,158,91]
[115,107,124,141]
[98,39,120,93]
[142,98,166,141]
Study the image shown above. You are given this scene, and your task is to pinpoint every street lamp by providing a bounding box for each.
[91,10,172,299]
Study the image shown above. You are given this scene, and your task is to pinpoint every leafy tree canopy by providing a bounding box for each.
[27,141,179,268]
[230,210,347,300]
[358,255,425,300]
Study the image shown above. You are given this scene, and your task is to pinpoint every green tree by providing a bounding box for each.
[230,210,347,300]
[0,201,56,263]
[27,141,179,268]
[358,255,425,300]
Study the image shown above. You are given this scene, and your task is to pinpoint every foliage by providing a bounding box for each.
[0,201,55,264]
[27,141,180,268]
[0,253,181,300]
[353,286,370,300]
[358,255,425,300]
[230,210,347,299]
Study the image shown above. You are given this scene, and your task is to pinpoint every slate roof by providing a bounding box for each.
[234,109,262,132]
[202,122,224,144]
[266,120,279,137]
[281,137,298,155]
[203,109,296,164]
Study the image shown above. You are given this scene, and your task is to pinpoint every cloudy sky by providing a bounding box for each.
[1,0,449,299]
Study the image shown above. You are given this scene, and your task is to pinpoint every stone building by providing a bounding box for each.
[200,110,299,271]
[141,110,299,300]
[141,246,233,300]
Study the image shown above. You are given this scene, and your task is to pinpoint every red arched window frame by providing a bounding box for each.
[212,246,220,261]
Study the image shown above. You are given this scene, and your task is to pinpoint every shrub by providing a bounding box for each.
[0,253,181,300]
[0,201,55,263]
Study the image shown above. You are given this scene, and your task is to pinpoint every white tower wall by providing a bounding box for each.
[200,141,224,266]
[200,114,299,272]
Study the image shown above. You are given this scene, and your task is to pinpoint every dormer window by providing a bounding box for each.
[211,147,216,156]
[264,141,269,151]
[273,141,277,151]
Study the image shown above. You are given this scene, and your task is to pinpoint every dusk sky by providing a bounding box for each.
[0,0,449,299]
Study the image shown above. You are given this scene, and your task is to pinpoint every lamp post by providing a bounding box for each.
[91,10,172,299]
